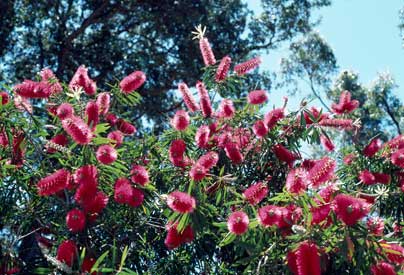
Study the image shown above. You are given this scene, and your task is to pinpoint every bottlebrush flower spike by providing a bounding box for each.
[127,187,144,208]
[234,57,261,76]
[331,91,359,115]
[320,135,335,152]
[85,101,99,130]
[384,134,404,153]
[310,204,332,226]
[0,91,10,105]
[273,144,297,168]
[196,81,213,118]
[224,142,244,164]
[319,118,354,130]
[373,172,391,184]
[178,82,199,112]
[169,139,186,158]
[105,113,118,126]
[343,153,355,165]
[39,68,62,94]
[247,90,268,105]
[116,118,136,135]
[37,169,70,196]
[379,242,404,265]
[167,191,196,213]
[199,37,216,66]
[0,130,8,147]
[391,148,404,168]
[359,170,376,185]
[287,241,321,275]
[333,194,371,226]
[264,108,285,129]
[215,56,231,82]
[195,125,210,148]
[74,181,98,205]
[307,157,336,188]
[285,168,307,194]
[196,151,219,170]
[81,257,96,274]
[96,144,117,165]
[165,222,194,249]
[171,110,190,131]
[189,163,207,181]
[46,134,68,154]
[82,191,109,215]
[114,178,133,204]
[370,262,397,275]
[66,208,86,232]
[119,70,146,94]
[367,217,384,235]
[73,165,98,185]
[363,138,382,157]
[96,92,111,116]
[62,116,93,145]
[56,240,77,267]
[243,182,268,205]
[253,120,268,138]
[227,211,249,235]
[56,103,74,120]
[107,130,123,147]
[69,65,96,95]
[14,80,52,98]
[130,165,149,186]
[257,205,291,228]
[217,99,235,119]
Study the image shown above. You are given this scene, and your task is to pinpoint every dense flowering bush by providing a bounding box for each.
[0,28,404,274]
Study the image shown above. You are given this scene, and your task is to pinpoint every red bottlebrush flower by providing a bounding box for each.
[307,157,336,188]
[287,241,321,275]
[82,191,108,215]
[62,116,93,145]
[333,194,371,226]
[116,118,136,135]
[234,57,261,76]
[285,168,307,194]
[96,92,110,116]
[56,240,77,267]
[107,130,124,147]
[96,144,117,164]
[167,191,196,213]
[384,135,404,153]
[319,118,354,129]
[66,208,86,232]
[85,101,99,130]
[73,165,98,186]
[264,108,285,129]
[14,95,32,113]
[169,139,186,158]
[105,113,118,126]
[343,153,355,165]
[130,165,149,186]
[257,205,291,228]
[195,125,210,148]
[39,68,62,94]
[215,56,231,82]
[380,243,404,265]
[196,81,213,118]
[114,178,133,204]
[273,144,297,168]
[199,37,216,66]
[331,90,359,115]
[247,90,268,105]
[227,211,249,235]
[359,170,376,185]
[311,204,332,226]
[317,184,338,202]
[171,110,190,131]
[74,181,98,204]
[189,163,207,181]
[81,257,96,274]
[164,223,194,249]
[243,182,268,205]
[391,148,404,168]
[14,80,51,98]
[218,131,232,148]
[178,82,199,112]
[224,142,244,164]
[367,217,384,236]
[196,151,219,170]
[371,262,397,275]
[363,138,382,157]
[47,134,68,154]
[119,71,146,94]
[320,135,335,152]
[253,120,268,138]
[127,187,144,208]
[56,103,74,120]
[37,169,70,196]
[373,172,391,184]
[0,91,10,105]
[218,99,235,119]
[69,65,96,95]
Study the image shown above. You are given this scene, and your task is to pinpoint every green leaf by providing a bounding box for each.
[94,123,110,135]
[219,232,237,247]
[91,250,110,272]
[119,246,129,270]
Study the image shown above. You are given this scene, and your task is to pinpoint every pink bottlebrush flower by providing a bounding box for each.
[196,151,219,170]
[169,139,186,158]
[66,208,86,233]
[215,56,231,82]
[391,148,404,168]
[96,144,117,164]
[384,135,404,153]
[14,95,32,113]
[319,118,354,130]
[120,70,146,94]
[227,211,249,235]
[39,68,62,94]
[224,142,244,164]
[317,184,339,203]
[85,101,99,130]
[307,157,336,188]
[170,156,190,168]
[82,191,109,215]
[14,80,51,98]
[287,241,321,275]
[114,178,133,204]
[189,163,207,181]
[69,65,96,95]
[47,134,68,154]
[367,217,384,236]
[164,222,194,249]
[285,168,307,194]
[196,81,213,118]
[199,37,216,66]
[56,240,77,267]
[343,153,355,165]
[130,165,149,186]
[371,262,397,275]
[359,170,376,185]
[247,90,268,105]
[273,144,297,168]
[218,131,233,148]
[37,169,70,196]
[178,82,199,112]
[331,90,359,115]
[195,125,210,148]
[310,204,332,226]
[217,99,235,119]
[363,138,382,157]
[373,172,391,184]
[234,57,261,76]
[0,130,9,147]
[380,243,404,265]
[105,113,118,126]
[127,187,144,208]
[0,91,10,105]
[74,181,98,204]
[62,116,93,145]
[253,120,268,138]
[107,130,124,147]
[264,108,285,129]
[257,205,292,228]
[320,135,335,152]
[171,110,190,131]
[56,103,74,120]
[73,165,98,186]
[96,92,111,116]
[167,191,196,213]
[116,118,136,135]
[243,182,268,205]
[333,194,371,226]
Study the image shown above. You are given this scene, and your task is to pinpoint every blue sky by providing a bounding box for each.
[249,0,404,109]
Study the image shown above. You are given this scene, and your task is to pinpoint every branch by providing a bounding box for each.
[380,95,402,135]
[308,77,332,113]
